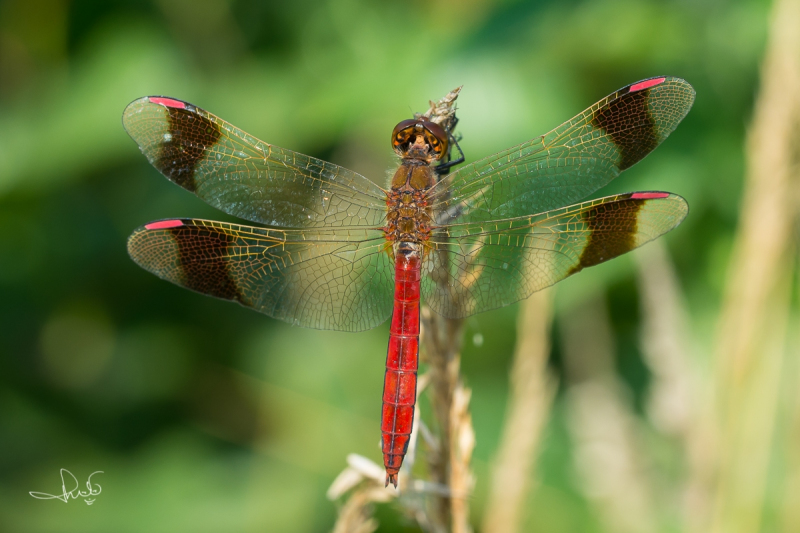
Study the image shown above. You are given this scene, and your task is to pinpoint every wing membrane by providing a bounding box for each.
[127,219,394,331]
[123,97,388,228]
[422,192,687,318]
[429,77,694,225]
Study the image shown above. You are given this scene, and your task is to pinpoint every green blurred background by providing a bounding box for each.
[0,0,776,531]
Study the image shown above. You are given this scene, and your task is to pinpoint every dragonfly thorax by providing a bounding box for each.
[384,162,434,244]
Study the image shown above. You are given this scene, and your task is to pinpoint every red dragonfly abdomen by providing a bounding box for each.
[381,244,421,487]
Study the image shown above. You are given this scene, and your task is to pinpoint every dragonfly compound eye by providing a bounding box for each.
[391,119,419,155]
[421,120,448,160]
[391,118,448,159]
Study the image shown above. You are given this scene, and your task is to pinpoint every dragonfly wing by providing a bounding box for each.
[128,219,394,331]
[422,192,687,318]
[430,77,694,225]
[123,97,388,228]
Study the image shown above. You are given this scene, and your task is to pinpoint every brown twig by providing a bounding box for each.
[449,368,475,533]
[419,86,462,133]
[331,485,387,533]
[418,86,474,533]
[328,454,395,533]
[420,308,469,533]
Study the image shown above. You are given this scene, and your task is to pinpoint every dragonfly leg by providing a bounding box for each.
[434,135,465,176]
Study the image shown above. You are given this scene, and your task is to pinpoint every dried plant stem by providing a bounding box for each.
[482,289,555,533]
[780,286,800,532]
[331,487,387,533]
[449,377,475,533]
[710,0,800,531]
[421,308,471,533]
[635,242,696,438]
[416,85,475,533]
[560,293,658,533]
[634,242,713,530]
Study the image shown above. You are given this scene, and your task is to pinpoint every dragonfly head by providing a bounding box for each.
[391,118,448,162]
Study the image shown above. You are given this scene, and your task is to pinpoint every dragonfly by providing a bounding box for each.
[123,76,694,487]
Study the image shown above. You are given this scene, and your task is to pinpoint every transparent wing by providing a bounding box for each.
[429,77,694,225]
[123,96,388,228]
[422,192,687,318]
[127,219,394,331]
